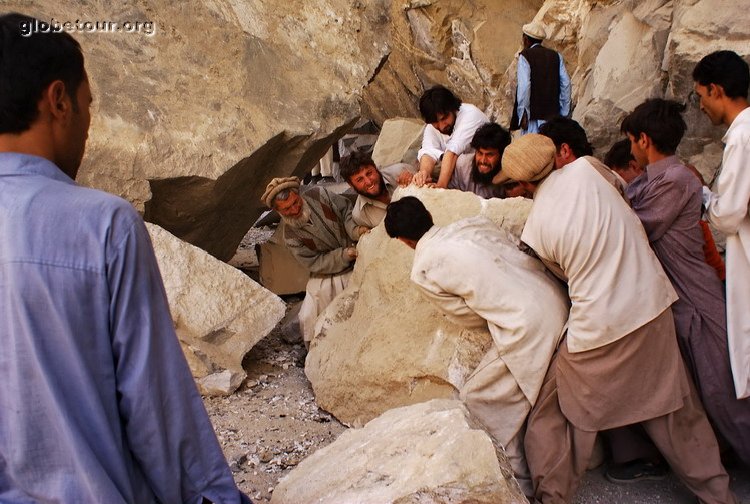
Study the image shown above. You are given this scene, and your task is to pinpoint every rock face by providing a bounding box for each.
[271,399,527,504]
[8,1,390,261]
[305,187,531,426]
[371,118,425,168]
[147,223,286,395]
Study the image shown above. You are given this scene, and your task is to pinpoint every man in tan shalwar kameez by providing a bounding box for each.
[384,196,569,498]
[502,134,736,504]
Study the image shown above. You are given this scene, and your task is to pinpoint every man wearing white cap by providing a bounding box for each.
[262,177,360,346]
[502,135,736,504]
[511,21,572,135]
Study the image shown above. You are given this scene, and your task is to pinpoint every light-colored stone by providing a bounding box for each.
[305,187,532,426]
[371,118,425,168]
[147,223,286,395]
[271,399,527,504]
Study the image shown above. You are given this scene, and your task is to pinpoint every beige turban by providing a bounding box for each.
[261,176,301,208]
[498,134,556,183]
[522,21,546,40]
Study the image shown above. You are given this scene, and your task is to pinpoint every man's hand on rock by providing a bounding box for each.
[345,246,358,261]
[397,170,414,186]
[411,171,432,187]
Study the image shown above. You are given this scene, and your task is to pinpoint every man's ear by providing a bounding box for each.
[638,132,651,150]
[559,143,572,160]
[46,80,71,120]
[708,82,726,99]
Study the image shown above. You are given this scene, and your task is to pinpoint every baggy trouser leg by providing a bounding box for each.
[642,378,736,504]
[524,356,596,504]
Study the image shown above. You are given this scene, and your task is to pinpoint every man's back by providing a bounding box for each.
[521,157,677,353]
[0,153,242,503]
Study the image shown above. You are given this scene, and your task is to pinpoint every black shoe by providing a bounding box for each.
[605,459,668,484]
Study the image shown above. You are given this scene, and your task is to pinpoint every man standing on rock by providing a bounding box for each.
[0,13,251,504]
[448,122,511,199]
[384,196,569,498]
[511,21,571,135]
[693,50,750,401]
[263,177,359,346]
[501,134,735,504]
[339,150,415,231]
[412,85,489,188]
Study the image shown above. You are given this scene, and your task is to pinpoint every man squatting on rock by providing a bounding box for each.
[384,196,569,498]
[262,177,360,346]
[500,133,736,504]
[411,85,489,188]
[0,13,252,504]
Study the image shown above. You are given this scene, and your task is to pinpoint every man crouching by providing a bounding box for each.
[384,196,568,497]
[262,177,359,346]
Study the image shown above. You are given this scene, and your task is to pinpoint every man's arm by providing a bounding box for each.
[414,125,444,186]
[630,172,694,243]
[107,215,249,504]
[516,55,531,130]
[558,53,571,117]
[285,232,355,275]
[704,132,750,235]
[437,106,490,189]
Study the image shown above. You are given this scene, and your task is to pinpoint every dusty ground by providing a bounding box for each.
[203,320,750,504]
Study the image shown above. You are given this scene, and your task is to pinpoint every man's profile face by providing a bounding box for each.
[627,133,649,168]
[693,82,724,126]
[274,191,304,218]
[59,73,92,179]
[432,111,456,135]
[349,165,384,197]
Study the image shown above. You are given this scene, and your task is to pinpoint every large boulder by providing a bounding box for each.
[305,187,532,426]
[271,399,527,504]
[8,1,390,261]
[147,223,286,395]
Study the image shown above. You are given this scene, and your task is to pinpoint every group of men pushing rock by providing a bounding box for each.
[263,37,750,504]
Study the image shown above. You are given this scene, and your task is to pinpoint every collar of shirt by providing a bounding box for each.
[724,106,750,143]
[645,154,679,181]
[0,152,73,184]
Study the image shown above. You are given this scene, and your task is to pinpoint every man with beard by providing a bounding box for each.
[412,85,489,189]
[448,122,510,199]
[339,151,415,230]
[262,177,359,346]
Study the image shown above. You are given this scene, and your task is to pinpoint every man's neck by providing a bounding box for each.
[646,150,671,165]
[724,99,750,128]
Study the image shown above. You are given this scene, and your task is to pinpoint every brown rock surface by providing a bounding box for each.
[305,187,532,426]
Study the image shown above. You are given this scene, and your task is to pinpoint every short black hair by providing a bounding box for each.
[0,13,85,134]
[603,139,634,170]
[419,85,462,123]
[339,150,376,183]
[384,196,434,241]
[693,50,750,99]
[620,98,686,155]
[538,117,593,157]
[470,122,511,153]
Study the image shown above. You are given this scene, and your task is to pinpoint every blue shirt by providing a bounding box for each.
[516,43,572,134]
[0,153,250,504]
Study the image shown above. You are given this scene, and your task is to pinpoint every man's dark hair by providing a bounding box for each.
[604,139,634,169]
[0,13,85,134]
[384,196,434,241]
[538,117,593,157]
[620,99,686,155]
[470,122,511,152]
[339,150,376,183]
[419,85,462,123]
[693,50,750,99]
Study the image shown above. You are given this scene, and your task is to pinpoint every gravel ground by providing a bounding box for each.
[202,324,749,503]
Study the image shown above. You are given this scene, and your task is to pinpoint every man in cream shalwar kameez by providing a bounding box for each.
[385,198,568,497]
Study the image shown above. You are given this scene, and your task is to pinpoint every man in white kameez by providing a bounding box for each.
[384,196,569,498]
[693,50,750,400]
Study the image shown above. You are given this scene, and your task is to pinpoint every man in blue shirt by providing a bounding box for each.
[511,21,572,135]
[0,13,251,504]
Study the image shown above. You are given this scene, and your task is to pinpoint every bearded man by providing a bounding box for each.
[447,122,510,199]
[339,151,415,231]
[262,177,359,346]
